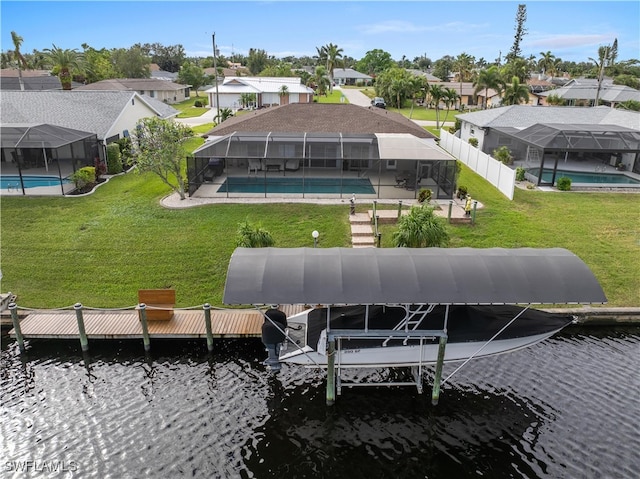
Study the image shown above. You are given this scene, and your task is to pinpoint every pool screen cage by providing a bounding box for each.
[1,124,100,195]
[186,132,458,199]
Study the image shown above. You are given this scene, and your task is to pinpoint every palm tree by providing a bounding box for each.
[538,51,556,75]
[473,66,503,109]
[214,107,234,124]
[43,44,83,90]
[441,88,459,124]
[240,93,256,109]
[454,53,475,110]
[323,43,344,94]
[392,205,449,248]
[589,43,615,106]
[502,76,530,105]
[314,65,329,96]
[278,84,289,104]
[428,84,446,129]
[10,31,28,91]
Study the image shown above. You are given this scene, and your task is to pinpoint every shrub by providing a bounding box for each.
[236,220,275,247]
[456,185,468,199]
[516,166,526,181]
[418,188,432,203]
[492,146,514,165]
[194,100,203,108]
[557,177,572,191]
[392,205,449,248]
[70,167,95,190]
[106,143,123,174]
[468,137,478,147]
[117,137,134,171]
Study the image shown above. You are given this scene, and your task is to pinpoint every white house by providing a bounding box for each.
[206,77,315,109]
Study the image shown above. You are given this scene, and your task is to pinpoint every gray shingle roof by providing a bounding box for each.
[539,83,640,102]
[75,78,188,91]
[1,91,178,139]
[205,103,435,138]
[457,105,640,131]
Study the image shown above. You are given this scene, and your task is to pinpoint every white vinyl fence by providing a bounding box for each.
[440,129,515,200]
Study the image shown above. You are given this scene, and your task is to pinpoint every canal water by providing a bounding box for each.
[1,326,638,478]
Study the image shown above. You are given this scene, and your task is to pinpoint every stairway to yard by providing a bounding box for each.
[349,199,475,248]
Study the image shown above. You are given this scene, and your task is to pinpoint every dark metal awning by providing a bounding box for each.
[223,247,607,306]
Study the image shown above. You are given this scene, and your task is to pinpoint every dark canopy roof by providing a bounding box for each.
[1,124,96,149]
[492,123,640,152]
[223,247,607,306]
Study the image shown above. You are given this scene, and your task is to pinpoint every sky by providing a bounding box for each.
[1,1,639,65]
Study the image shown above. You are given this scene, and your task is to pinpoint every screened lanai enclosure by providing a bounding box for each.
[187,132,458,199]
[1,124,100,195]
[488,123,640,187]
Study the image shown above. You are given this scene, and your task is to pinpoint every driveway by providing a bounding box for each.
[175,107,218,126]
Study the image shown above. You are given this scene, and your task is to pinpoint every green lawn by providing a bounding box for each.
[1,162,638,308]
[173,93,210,118]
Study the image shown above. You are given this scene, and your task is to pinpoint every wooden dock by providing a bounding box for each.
[7,305,307,341]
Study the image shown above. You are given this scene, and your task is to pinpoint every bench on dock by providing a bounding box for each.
[138,289,175,321]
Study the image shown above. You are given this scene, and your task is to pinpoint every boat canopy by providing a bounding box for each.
[223,247,607,306]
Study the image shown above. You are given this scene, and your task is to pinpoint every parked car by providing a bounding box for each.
[371,97,386,108]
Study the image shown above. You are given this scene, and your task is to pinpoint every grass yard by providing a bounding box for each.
[173,93,210,118]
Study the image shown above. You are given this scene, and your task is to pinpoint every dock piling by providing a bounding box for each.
[9,302,25,353]
[326,338,336,406]
[431,335,448,405]
[203,303,214,352]
[137,303,151,351]
[74,303,89,352]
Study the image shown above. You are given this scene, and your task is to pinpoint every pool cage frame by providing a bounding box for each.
[1,124,101,195]
[187,132,459,200]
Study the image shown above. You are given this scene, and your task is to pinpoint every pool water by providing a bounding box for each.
[1,175,69,189]
[219,177,376,194]
[528,168,640,185]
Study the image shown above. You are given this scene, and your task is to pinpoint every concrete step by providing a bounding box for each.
[349,212,371,225]
[368,209,406,224]
[352,243,376,248]
[351,224,374,236]
[352,236,376,247]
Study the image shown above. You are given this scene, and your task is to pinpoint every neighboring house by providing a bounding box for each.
[1,90,179,158]
[75,78,190,103]
[150,63,179,82]
[535,78,640,107]
[205,76,315,109]
[432,82,503,109]
[457,105,640,181]
[407,69,441,82]
[188,103,458,200]
[0,68,75,91]
[332,68,373,86]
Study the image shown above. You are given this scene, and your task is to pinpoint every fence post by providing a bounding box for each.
[74,302,89,352]
[9,303,25,353]
[472,201,478,225]
[203,303,214,352]
[137,303,151,352]
[397,200,402,220]
[447,200,453,223]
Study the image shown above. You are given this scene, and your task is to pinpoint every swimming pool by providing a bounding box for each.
[1,175,69,189]
[218,177,376,194]
[527,168,640,185]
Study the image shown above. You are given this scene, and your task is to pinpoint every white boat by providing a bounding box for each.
[279,304,575,368]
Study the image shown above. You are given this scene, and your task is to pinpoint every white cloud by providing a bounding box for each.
[357,20,487,35]
[527,34,614,50]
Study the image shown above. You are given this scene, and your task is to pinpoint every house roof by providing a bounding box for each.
[203,103,435,138]
[75,78,188,91]
[457,105,640,132]
[538,83,640,103]
[332,68,372,80]
[1,90,179,140]
[205,76,314,95]
[407,69,441,82]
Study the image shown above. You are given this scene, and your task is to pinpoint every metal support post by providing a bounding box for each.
[431,335,448,405]
[137,303,151,352]
[203,303,214,352]
[9,302,25,353]
[397,200,403,220]
[326,338,336,406]
[472,201,478,225]
[447,200,453,223]
[377,232,382,248]
[74,302,89,352]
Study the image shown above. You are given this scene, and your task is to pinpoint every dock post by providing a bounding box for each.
[471,201,478,225]
[203,303,214,352]
[447,200,453,223]
[326,338,336,406]
[74,303,89,352]
[431,335,448,405]
[138,303,151,352]
[9,302,25,353]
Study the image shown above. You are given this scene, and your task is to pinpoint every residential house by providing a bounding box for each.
[535,78,640,107]
[150,63,179,82]
[332,68,373,86]
[457,105,640,184]
[75,78,191,103]
[205,76,315,109]
[433,82,503,109]
[187,103,458,200]
[0,68,74,91]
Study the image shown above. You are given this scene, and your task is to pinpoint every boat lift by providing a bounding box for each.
[223,247,607,405]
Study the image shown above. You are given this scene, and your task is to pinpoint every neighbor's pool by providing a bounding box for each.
[218,177,376,194]
[528,168,640,185]
[1,175,69,189]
